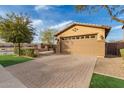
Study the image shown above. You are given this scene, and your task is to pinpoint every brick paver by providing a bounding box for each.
[6,55,97,88]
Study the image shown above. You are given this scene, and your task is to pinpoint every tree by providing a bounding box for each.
[41,29,56,45]
[75,5,124,24]
[0,13,35,56]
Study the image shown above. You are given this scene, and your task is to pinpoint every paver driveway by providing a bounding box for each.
[6,55,97,88]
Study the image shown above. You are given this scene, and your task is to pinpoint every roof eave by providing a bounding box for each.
[54,23,111,37]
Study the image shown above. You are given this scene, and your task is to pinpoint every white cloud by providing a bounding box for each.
[50,20,73,30]
[34,5,52,11]
[32,20,73,43]
[32,19,43,27]
[31,19,44,43]
[112,25,123,30]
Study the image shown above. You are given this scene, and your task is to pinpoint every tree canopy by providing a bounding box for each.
[41,29,56,45]
[0,13,35,43]
[0,12,35,55]
[75,5,124,24]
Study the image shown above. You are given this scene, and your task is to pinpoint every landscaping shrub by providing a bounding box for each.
[14,48,23,55]
[14,48,37,57]
[23,49,35,57]
[14,48,19,55]
[120,49,124,59]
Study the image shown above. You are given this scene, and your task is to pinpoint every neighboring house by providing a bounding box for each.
[34,43,48,51]
[0,43,14,55]
[21,43,36,49]
[0,39,14,55]
[0,43,36,55]
[55,22,111,57]
[36,43,54,52]
[0,42,53,55]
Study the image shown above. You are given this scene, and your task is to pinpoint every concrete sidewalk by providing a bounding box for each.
[94,57,124,79]
[0,65,26,88]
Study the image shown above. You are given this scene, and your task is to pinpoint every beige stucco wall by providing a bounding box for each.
[57,25,106,41]
[56,25,107,57]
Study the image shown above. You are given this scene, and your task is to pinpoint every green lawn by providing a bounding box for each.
[90,73,124,88]
[0,55,33,67]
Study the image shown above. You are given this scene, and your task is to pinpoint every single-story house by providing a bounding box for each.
[0,43,14,55]
[0,43,36,55]
[35,43,54,52]
[55,22,111,57]
[0,42,54,55]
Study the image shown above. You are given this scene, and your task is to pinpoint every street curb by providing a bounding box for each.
[94,72,124,80]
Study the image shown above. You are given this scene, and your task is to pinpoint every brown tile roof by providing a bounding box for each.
[55,22,111,36]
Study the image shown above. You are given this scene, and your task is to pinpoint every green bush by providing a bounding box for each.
[14,48,37,57]
[24,49,35,57]
[14,48,19,55]
[120,49,124,59]
[14,48,23,55]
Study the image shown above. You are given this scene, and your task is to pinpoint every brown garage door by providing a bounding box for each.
[60,34,105,56]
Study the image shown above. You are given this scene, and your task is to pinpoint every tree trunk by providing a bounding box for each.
[18,43,21,56]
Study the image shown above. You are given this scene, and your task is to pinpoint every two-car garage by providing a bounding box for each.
[55,22,111,57]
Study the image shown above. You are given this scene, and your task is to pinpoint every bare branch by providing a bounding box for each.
[104,5,124,24]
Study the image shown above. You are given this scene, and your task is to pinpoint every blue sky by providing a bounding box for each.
[0,5,124,43]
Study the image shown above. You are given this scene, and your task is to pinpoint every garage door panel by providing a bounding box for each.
[61,39,105,56]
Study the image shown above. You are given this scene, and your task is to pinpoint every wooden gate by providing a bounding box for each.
[105,42,124,56]
[105,43,118,56]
